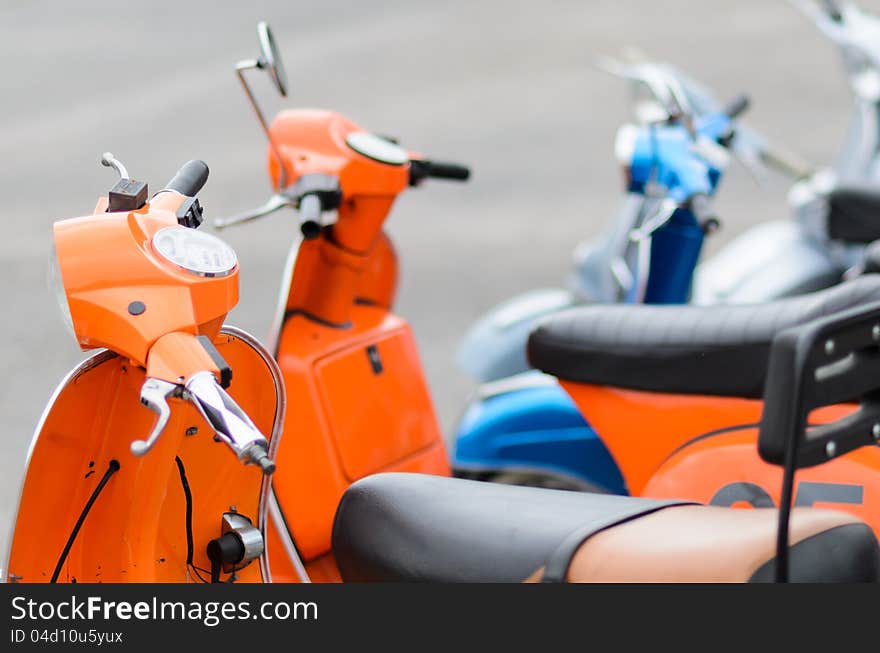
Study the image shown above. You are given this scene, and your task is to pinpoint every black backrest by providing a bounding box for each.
[759,300,880,468]
[828,186,880,243]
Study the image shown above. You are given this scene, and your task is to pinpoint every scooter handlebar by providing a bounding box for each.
[409,159,471,186]
[163,160,210,197]
[722,94,750,120]
[185,372,275,474]
[821,0,844,22]
[298,193,323,240]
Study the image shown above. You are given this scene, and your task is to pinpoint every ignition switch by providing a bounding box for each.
[205,511,264,582]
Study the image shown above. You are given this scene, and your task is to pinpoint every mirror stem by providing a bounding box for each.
[236,59,289,190]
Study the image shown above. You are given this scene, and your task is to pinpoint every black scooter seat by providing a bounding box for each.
[527,276,880,398]
[332,473,879,582]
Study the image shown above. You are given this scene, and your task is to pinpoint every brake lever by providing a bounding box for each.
[213,194,293,230]
[132,378,179,456]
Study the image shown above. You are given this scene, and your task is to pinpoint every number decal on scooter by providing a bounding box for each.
[792,481,864,508]
[710,482,774,508]
[710,481,864,508]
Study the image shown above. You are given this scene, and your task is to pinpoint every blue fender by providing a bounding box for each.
[451,374,628,495]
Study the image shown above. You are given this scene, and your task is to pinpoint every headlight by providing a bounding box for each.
[47,238,76,341]
[151,227,237,277]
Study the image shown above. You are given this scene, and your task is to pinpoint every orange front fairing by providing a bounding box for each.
[55,205,238,367]
[268,110,408,254]
[268,109,408,201]
[6,330,280,583]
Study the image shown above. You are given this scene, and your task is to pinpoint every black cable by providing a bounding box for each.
[51,460,120,583]
[174,456,195,565]
[174,456,212,583]
[190,565,210,584]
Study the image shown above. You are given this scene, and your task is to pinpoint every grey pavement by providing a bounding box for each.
[1,0,876,551]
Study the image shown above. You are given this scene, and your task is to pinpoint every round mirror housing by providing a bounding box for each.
[257,22,288,97]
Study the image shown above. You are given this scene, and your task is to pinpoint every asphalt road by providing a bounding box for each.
[2,0,877,550]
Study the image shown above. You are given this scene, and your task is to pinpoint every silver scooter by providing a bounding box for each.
[458,0,880,383]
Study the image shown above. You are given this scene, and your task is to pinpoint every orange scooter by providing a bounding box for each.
[3,156,285,583]
[526,275,880,536]
[213,23,472,581]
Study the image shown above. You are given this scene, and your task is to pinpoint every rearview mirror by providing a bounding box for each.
[257,21,288,97]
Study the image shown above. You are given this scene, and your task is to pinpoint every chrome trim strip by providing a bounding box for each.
[268,490,310,583]
[265,235,302,357]
[218,325,297,583]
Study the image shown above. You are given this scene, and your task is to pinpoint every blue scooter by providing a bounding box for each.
[454,77,757,492]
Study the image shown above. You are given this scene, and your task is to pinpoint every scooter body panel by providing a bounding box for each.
[452,374,627,494]
[692,220,844,305]
[560,383,764,495]
[561,382,880,531]
[270,303,449,567]
[5,330,282,583]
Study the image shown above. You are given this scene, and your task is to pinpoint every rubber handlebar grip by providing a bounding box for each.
[164,160,209,197]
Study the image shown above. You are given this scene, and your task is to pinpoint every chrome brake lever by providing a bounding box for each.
[213,194,292,230]
[132,378,179,456]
